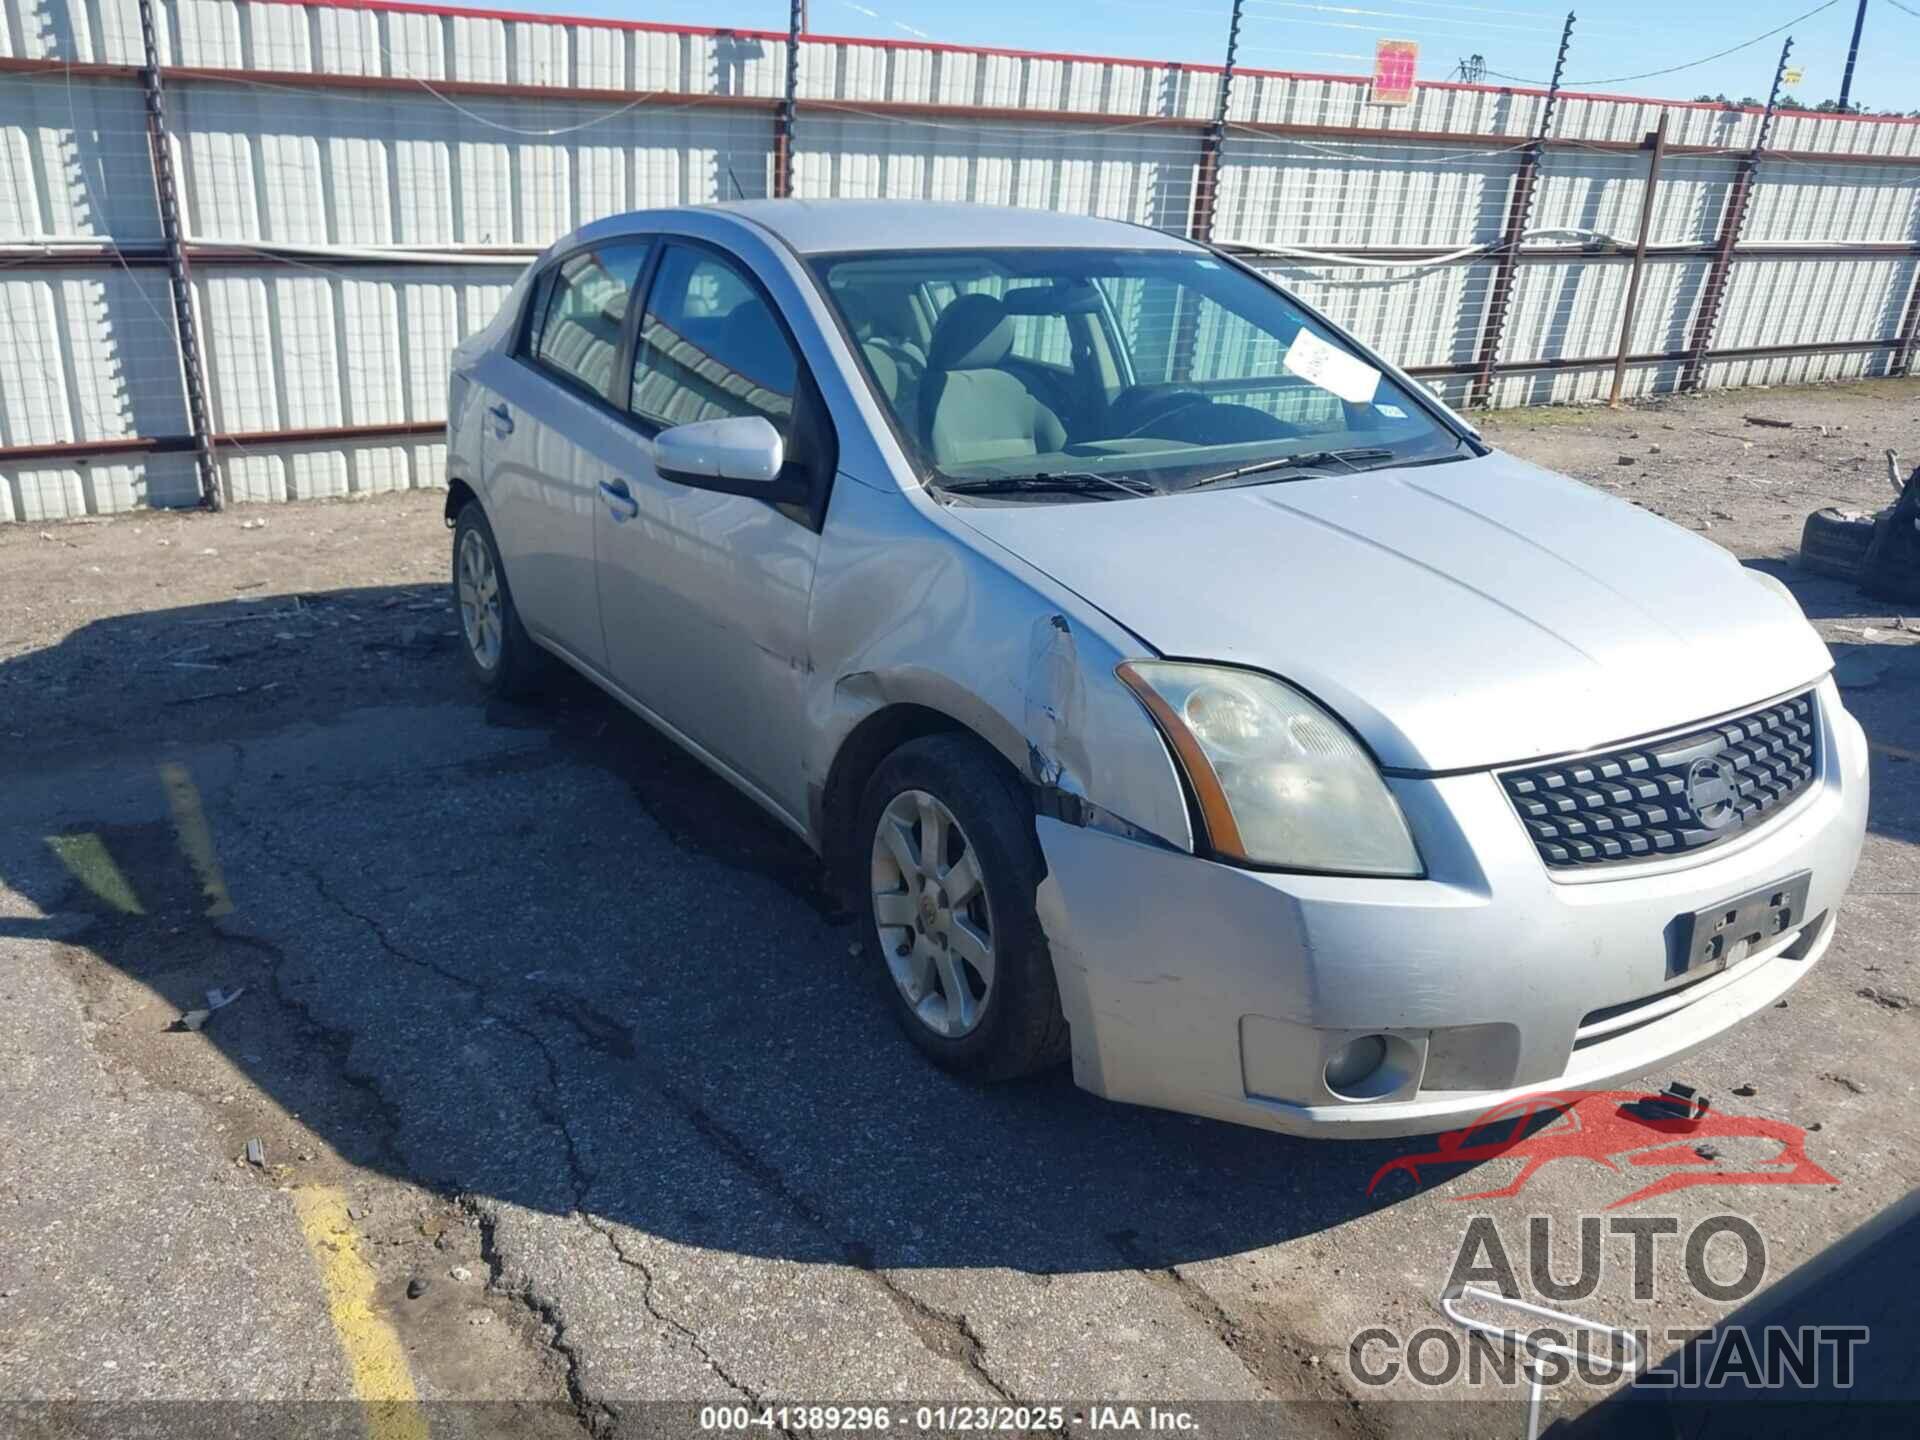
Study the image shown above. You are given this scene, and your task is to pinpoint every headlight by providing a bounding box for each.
[1117,662,1422,876]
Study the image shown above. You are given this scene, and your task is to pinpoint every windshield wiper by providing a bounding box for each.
[1186,447,1397,491]
[939,471,1158,500]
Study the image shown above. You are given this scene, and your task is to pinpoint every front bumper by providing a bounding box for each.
[1035,678,1870,1139]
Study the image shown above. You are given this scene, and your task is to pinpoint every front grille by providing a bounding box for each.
[1500,692,1819,869]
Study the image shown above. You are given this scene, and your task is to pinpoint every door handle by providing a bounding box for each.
[599,477,639,521]
[487,402,515,435]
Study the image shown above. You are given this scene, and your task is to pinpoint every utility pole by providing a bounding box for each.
[1838,0,1868,111]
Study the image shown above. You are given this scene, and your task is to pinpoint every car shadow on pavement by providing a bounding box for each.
[1742,559,1920,847]
[1,588,1447,1278]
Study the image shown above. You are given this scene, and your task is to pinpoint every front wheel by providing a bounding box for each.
[857,734,1069,1080]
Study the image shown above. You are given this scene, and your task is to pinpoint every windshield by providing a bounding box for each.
[810,246,1465,499]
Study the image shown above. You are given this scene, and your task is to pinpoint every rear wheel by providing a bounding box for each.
[452,502,547,697]
[1799,506,1877,582]
[858,734,1068,1080]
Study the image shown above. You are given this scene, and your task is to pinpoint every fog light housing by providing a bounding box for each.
[1324,1034,1390,1098]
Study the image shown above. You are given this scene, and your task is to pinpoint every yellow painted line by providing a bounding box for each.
[158,761,235,916]
[1868,739,1920,763]
[44,833,144,914]
[291,1186,430,1440]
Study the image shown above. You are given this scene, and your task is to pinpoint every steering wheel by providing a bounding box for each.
[1107,386,1213,440]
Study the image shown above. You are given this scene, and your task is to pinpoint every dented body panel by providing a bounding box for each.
[450,200,1870,1139]
[1037,676,1869,1137]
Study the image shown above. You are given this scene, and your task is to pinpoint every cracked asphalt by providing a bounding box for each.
[2,382,1917,1439]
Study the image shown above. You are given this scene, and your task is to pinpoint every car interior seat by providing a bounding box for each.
[918,294,1066,467]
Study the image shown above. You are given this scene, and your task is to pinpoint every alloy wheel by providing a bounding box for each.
[457,528,503,671]
[870,789,996,1038]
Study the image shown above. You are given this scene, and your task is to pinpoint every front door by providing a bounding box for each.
[594,241,824,821]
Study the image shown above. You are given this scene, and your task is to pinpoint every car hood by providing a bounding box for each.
[951,452,1831,772]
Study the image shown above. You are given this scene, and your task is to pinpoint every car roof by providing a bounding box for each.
[588,200,1202,257]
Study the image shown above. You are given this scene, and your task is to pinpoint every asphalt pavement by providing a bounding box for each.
[1,506,1916,1440]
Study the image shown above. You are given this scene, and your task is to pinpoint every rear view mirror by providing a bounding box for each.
[653,416,785,485]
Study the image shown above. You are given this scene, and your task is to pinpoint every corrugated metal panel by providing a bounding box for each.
[192,265,513,434]
[1702,348,1897,391]
[1744,161,1920,245]
[1,76,162,242]
[1715,256,1917,350]
[790,115,1188,230]
[6,0,1920,524]
[1645,157,1742,247]
[1529,149,1663,242]
[1769,110,1920,160]
[1500,261,1631,367]
[1,268,187,446]
[169,84,776,245]
[2,0,141,62]
[219,435,446,503]
[1260,259,1497,373]
[1486,359,1690,409]
[1,454,201,521]
[1218,140,1517,250]
[1235,74,1544,138]
[797,39,1196,119]
[1619,257,1715,354]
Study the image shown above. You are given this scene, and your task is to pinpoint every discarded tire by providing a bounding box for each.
[1799,507,1877,581]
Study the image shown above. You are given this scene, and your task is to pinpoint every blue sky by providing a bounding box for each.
[501,0,1920,112]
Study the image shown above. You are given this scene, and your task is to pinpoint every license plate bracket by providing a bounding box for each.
[1669,871,1812,981]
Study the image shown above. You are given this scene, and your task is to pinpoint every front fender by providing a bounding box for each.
[805,478,1194,854]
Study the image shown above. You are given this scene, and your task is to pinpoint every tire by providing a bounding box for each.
[451,501,548,698]
[856,733,1069,1080]
[1799,506,1877,582]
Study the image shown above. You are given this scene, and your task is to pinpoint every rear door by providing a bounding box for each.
[484,240,652,671]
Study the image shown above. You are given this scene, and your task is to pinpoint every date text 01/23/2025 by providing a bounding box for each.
[698,1405,1200,1432]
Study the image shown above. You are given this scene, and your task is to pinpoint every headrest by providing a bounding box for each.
[928,294,1013,371]
[836,288,876,338]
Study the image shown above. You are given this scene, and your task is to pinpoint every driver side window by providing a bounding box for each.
[629,246,798,437]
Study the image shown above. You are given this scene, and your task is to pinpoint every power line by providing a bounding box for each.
[1484,0,1842,87]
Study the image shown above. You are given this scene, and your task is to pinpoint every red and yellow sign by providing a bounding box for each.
[1373,39,1419,106]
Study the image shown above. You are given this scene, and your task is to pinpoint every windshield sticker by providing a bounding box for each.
[1283,328,1380,405]
[1375,403,1408,419]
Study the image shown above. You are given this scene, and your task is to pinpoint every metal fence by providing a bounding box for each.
[4,0,1919,521]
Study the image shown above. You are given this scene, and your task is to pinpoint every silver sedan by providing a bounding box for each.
[446,201,1867,1138]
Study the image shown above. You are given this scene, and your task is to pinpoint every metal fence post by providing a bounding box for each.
[137,0,220,509]
[1468,9,1574,410]
[1680,37,1792,394]
[1608,113,1670,407]
[773,0,803,198]
[1190,0,1244,243]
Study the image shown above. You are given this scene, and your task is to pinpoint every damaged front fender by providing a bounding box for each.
[803,479,1194,858]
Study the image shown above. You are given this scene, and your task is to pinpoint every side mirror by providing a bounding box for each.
[653,416,785,486]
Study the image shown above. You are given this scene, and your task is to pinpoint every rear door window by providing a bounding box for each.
[528,242,651,401]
